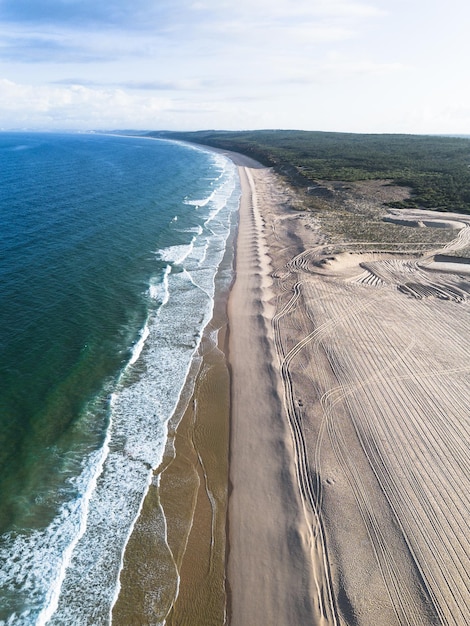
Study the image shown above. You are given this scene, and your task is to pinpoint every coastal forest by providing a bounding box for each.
[151,130,470,215]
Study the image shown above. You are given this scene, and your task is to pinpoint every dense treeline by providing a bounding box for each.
[149,130,470,214]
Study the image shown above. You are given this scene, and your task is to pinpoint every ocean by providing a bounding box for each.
[0,132,240,624]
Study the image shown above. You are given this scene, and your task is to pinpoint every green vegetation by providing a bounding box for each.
[150,130,470,214]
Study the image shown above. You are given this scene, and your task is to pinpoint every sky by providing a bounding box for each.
[0,0,469,133]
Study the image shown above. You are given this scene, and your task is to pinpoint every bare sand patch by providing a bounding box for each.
[426,256,470,275]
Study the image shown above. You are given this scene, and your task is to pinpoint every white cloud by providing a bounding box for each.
[321,57,407,78]
[312,0,386,18]
[0,79,171,128]
[190,0,385,20]
[185,0,384,43]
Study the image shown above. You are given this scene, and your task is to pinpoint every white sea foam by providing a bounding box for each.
[36,426,112,626]
[0,415,112,626]
[108,436,155,620]
[183,154,228,208]
[198,242,210,267]
[149,265,171,306]
[128,324,150,366]
[185,225,204,236]
[183,188,216,207]
[159,239,195,266]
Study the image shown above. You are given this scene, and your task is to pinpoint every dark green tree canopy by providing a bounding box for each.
[150,130,470,214]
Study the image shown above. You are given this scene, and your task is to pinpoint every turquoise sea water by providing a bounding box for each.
[0,132,239,624]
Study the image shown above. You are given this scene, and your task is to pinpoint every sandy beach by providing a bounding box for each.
[227,163,470,625]
[114,151,470,625]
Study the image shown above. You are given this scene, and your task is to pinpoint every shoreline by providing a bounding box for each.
[112,153,238,624]
[112,147,312,625]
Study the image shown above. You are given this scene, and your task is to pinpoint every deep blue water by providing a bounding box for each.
[0,132,239,624]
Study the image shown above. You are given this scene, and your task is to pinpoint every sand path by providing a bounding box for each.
[227,166,318,625]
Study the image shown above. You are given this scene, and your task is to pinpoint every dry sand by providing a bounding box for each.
[114,152,470,626]
[228,164,470,626]
[227,165,318,625]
